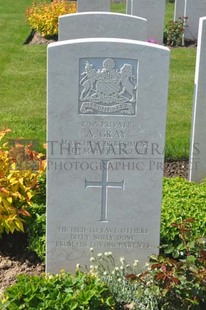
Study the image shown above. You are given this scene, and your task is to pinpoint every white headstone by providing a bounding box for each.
[59,12,147,41]
[46,38,170,274]
[189,17,206,182]
[126,0,132,14]
[184,0,206,40]
[174,0,185,21]
[126,0,166,43]
[78,0,110,12]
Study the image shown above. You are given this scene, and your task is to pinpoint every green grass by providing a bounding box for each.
[0,1,196,158]
[164,2,174,24]
[0,0,47,149]
[111,2,126,13]
[166,48,196,159]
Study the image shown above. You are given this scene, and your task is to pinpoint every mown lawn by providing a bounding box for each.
[0,0,47,149]
[0,1,196,158]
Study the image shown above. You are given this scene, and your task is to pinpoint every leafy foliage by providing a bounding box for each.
[164,17,186,46]
[161,177,206,258]
[147,223,206,310]
[25,0,77,37]
[81,250,159,310]
[32,173,46,205]
[26,203,46,261]
[26,173,46,261]
[1,225,206,309]
[0,271,115,310]
[26,177,206,261]
[86,227,206,309]
[0,129,46,236]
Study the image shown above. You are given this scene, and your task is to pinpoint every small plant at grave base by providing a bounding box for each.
[161,177,206,258]
[32,172,46,205]
[25,0,77,38]
[0,271,115,310]
[144,220,206,310]
[0,129,46,236]
[26,203,46,261]
[26,174,46,261]
[164,17,187,47]
[79,249,159,309]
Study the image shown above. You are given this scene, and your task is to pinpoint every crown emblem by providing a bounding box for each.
[79,58,137,115]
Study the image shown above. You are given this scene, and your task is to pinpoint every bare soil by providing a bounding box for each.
[24,31,57,45]
[164,160,189,178]
[26,31,197,48]
[0,233,44,296]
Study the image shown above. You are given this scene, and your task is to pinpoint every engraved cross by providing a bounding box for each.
[85,160,124,222]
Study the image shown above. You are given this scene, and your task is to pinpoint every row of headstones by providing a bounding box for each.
[126,0,206,43]
[46,0,206,274]
[173,1,206,182]
[77,0,206,42]
[76,0,166,44]
[174,0,206,40]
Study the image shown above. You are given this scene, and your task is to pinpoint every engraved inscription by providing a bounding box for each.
[56,226,151,249]
[79,58,138,115]
[85,160,124,222]
[56,240,150,249]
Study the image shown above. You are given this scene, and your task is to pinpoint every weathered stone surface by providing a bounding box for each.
[189,17,206,182]
[59,12,147,41]
[126,0,166,43]
[78,0,110,12]
[46,38,170,273]
[184,0,206,40]
[174,0,185,21]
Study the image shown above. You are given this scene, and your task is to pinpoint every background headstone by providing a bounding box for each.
[189,17,206,182]
[184,0,206,40]
[126,0,166,43]
[59,12,147,41]
[126,0,132,14]
[111,0,125,2]
[78,0,110,12]
[174,0,185,21]
[46,38,170,274]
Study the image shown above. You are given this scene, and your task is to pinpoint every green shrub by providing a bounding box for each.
[86,238,206,309]
[161,177,206,258]
[1,236,206,309]
[147,224,206,310]
[25,0,77,37]
[32,173,46,205]
[27,177,206,261]
[26,203,46,261]
[0,271,115,310]
[164,17,186,46]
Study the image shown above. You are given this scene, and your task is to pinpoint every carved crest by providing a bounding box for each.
[79,58,137,115]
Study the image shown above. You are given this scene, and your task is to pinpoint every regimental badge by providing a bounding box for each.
[79,58,138,115]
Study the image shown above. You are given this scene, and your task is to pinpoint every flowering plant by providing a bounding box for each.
[25,0,77,37]
[77,248,158,309]
[0,129,46,235]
